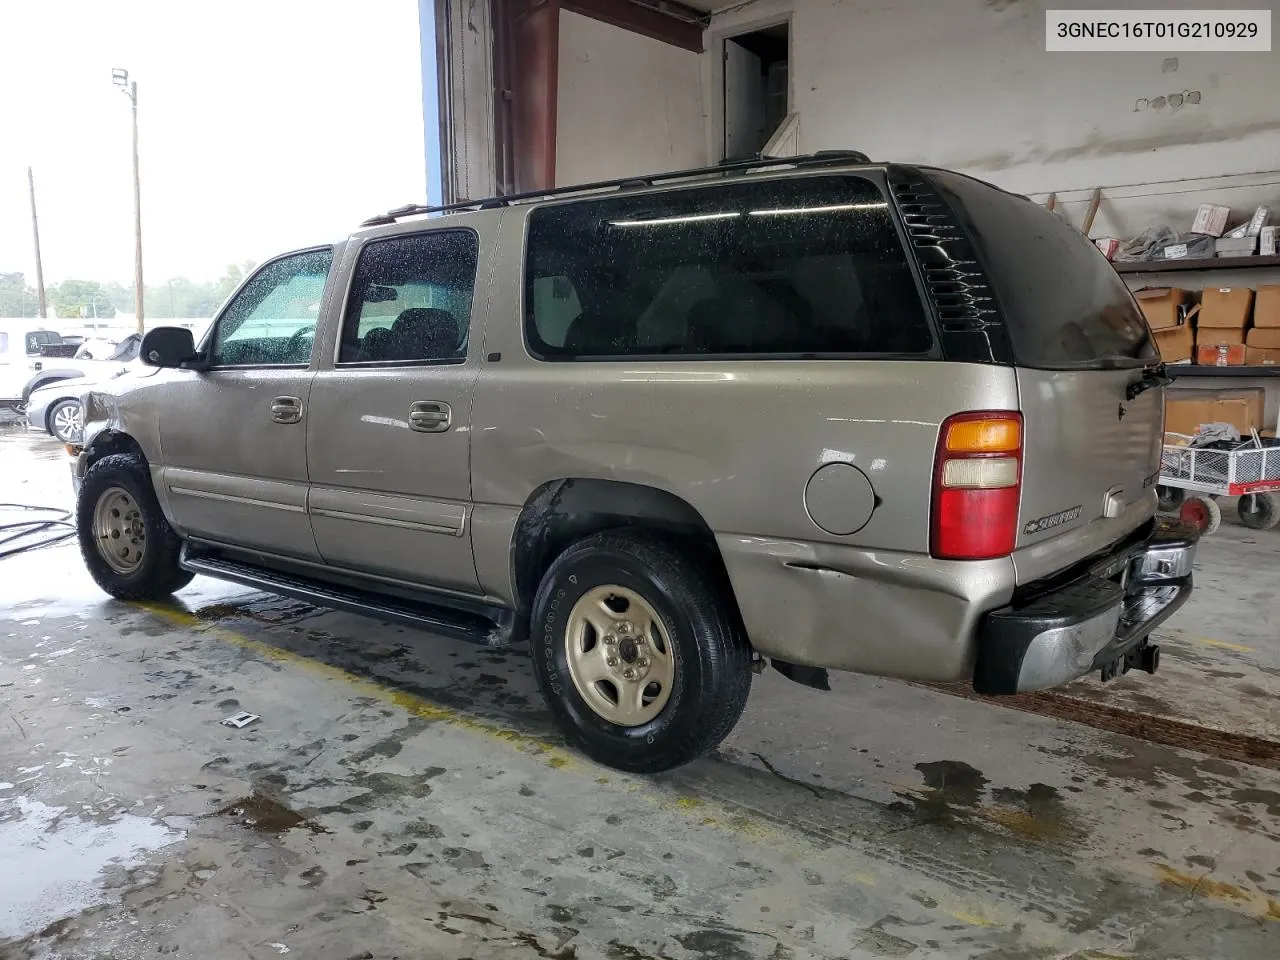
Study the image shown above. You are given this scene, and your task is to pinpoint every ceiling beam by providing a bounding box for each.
[562,0,705,52]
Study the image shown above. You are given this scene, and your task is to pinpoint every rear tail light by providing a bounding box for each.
[932,411,1023,560]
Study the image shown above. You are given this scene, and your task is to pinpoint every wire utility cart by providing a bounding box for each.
[1157,432,1280,534]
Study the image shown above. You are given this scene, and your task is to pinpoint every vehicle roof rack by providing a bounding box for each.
[360,150,873,227]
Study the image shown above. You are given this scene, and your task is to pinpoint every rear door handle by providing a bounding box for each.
[409,400,451,433]
[271,396,303,424]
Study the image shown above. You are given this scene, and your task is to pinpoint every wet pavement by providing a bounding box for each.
[2,427,1279,959]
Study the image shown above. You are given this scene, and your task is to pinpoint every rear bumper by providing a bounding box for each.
[973,519,1196,694]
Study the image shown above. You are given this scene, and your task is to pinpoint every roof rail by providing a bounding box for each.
[360,150,873,227]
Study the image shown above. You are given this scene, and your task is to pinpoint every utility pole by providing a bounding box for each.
[27,167,47,319]
[113,68,144,334]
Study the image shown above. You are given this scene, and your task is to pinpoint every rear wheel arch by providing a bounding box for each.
[509,478,743,626]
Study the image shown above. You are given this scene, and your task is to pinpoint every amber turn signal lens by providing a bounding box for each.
[944,417,1021,453]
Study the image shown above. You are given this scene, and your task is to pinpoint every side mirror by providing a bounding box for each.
[140,327,197,368]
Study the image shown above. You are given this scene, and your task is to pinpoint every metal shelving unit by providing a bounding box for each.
[1115,255,1280,275]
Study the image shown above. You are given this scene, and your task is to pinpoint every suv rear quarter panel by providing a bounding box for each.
[469,204,1022,680]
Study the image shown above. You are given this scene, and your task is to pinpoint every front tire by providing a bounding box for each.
[77,453,194,600]
[529,530,752,773]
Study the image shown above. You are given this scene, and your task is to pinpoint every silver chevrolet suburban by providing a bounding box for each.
[71,153,1196,772]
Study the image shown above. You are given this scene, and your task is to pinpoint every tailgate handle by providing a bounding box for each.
[1103,486,1125,519]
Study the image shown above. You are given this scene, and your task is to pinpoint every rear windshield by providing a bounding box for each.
[25,330,62,356]
[926,169,1155,369]
[524,175,933,359]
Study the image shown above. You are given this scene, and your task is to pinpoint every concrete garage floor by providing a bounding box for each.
[2,428,1280,959]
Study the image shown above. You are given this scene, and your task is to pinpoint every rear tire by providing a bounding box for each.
[1179,495,1221,536]
[1238,492,1280,531]
[529,529,752,773]
[1156,485,1185,512]
[76,453,194,600]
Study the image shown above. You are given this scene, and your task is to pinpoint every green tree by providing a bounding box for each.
[47,279,116,319]
[0,272,41,318]
[209,260,256,309]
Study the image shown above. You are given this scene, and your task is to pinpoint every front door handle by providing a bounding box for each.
[271,396,303,425]
[409,400,451,433]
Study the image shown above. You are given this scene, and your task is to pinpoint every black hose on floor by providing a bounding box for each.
[0,503,77,559]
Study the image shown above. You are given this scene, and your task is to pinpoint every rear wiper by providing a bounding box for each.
[1125,362,1171,401]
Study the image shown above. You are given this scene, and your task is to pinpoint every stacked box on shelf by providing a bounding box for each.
[1165,387,1267,437]
[1135,288,1194,362]
[1196,287,1254,366]
[1246,285,1280,365]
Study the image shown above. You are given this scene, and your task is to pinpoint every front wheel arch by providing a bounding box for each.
[83,429,147,470]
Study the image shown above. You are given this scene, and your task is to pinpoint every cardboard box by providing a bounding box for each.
[1166,388,1267,434]
[1164,394,1215,436]
[1192,203,1231,237]
[1215,236,1257,257]
[1154,325,1193,362]
[1215,388,1267,432]
[1246,346,1280,366]
[1094,237,1120,260]
[1198,287,1254,329]
[1199,327,1247,346]
[1196,343,1247,366]
[1134,288,1186,330]
[1247,327,1280,349]
[1261,226,1279,256]
[1214,397,1262,432]
[1255,285,1280,327]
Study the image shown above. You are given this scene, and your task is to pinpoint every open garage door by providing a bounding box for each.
[440,0,709,200]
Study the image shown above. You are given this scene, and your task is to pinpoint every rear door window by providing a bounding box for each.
[524,175,932,359]
[337,230,479,365]
[926,169,1155,368]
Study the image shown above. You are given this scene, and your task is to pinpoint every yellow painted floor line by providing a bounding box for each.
[1180,634,1256,654]
[135,601,580,769]
[132,601,1280,931]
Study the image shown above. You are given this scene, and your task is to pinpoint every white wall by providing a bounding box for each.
[555,11,707,187]
[707,0,1280,239]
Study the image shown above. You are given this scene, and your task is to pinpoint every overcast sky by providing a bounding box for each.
[0,0,427,285]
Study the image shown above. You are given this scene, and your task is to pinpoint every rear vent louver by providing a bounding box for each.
[889,171,1012,364]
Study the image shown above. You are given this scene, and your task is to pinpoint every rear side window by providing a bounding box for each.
[524,176,932,359]
[927,169,1155,368]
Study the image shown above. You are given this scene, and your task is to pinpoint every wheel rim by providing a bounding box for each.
[564,584,676,727]
[1179,499,1209,531]
[53,403,81,441]
[92,486,147,574]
